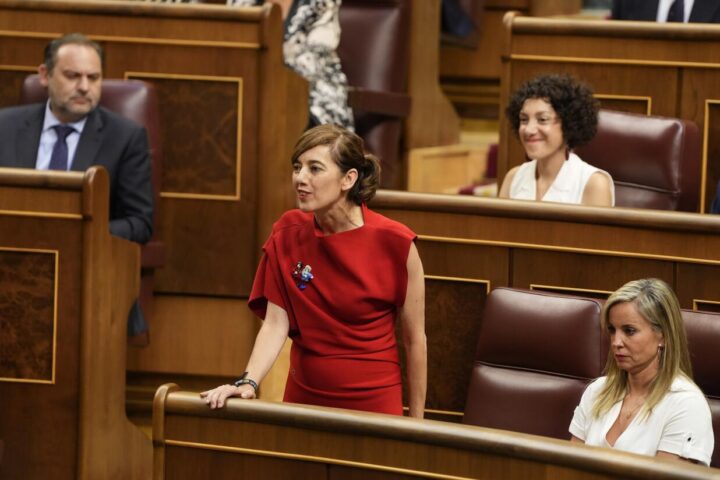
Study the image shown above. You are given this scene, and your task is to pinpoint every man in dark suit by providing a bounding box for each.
[612,0,720,23]
[0,33,153,334]
[0,33,153,243]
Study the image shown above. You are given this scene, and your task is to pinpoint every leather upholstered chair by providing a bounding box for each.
[463,288,606,440]
[681,308,720,467]
[338,0,412,190]
[20,75,165,336]
[574,109,702,212]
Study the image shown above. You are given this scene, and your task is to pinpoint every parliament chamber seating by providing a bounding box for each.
[461,287,720,467]
[20,75,166,336]
[574,109,702,212]
[462,288,606,439]
[338,0,411,190]
[682,309,720,468]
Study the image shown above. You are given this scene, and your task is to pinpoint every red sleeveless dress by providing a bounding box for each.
[248,204,415,415]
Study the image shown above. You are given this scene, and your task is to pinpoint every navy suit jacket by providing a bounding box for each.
[612,0,720,23]
[0,103,153,244]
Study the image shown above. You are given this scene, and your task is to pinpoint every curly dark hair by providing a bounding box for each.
[505,74,599,149]
[291,124,380,205]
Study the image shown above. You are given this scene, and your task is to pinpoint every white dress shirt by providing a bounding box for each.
[657,0,695,23]
[570,375,714,466]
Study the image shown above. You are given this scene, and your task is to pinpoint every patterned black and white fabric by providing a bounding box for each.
[282,0,354,130]
[153,0,354,129]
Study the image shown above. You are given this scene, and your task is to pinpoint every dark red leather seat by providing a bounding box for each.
[338,0,411,190]
[20,75,165,335]
[681,308,720,467]
[462,288,606,440]
[575,109,702,212]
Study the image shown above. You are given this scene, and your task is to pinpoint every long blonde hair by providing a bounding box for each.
[592,278,693,419]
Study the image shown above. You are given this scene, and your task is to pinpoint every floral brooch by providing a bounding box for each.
[291,261,314,290]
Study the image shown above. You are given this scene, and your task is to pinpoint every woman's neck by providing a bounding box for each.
[626,360,660,398]
[314,201,364,235]
[535,149,567,182]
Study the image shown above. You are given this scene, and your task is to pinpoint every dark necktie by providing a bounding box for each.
[48,125,75,171]
[666,0,685,22]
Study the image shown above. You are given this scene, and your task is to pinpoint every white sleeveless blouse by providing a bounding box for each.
[509,153,615,206]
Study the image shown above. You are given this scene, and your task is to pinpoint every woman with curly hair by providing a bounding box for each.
[499,74,614,206]
[202,125,427,418]
[569,278,714,465]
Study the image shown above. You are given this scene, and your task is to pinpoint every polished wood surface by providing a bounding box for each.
[407,0,461,150]
[440,0,582,81]
[0,167,150,479]
[370,190,720,419]
[152,385,717,480]
[499,13,720,212]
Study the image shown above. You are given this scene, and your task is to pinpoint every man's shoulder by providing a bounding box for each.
[93,106,145,132]
[0,103,43,124]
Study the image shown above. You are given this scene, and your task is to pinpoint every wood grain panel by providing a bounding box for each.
[126,295,257,376]
[0,168,151,479]
[595,94,651,115]
[165,447,326,479]
[0,249,55,382]
[417,240,509,286]
[329,466,417,480]
[512,250,674,295]
[674,263,720,309]
[678,70,720,212]
[440,1,581,81]
[703,100,720,213]
[397,277,488,419]
[126,75,241,198]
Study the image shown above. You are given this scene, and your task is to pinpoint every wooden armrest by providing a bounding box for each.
[348,87,411,118]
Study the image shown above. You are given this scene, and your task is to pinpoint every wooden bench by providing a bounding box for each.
[152,384,714,479]
[0,167,150,479]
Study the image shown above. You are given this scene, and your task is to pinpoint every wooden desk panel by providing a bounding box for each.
[0,167,150,479]
[500,15,720,212]
[440,0,582,81]
[371,190,720,418]
[153,386,715,480]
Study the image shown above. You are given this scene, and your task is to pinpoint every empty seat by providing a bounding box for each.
[574,109,702,212]
[682,308,720,467]
[463,288,606,440]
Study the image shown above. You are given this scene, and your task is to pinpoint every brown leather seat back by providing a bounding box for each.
[575,109,701,212]
[463,288,605,440]
[681,309,720,467]
[338,0,410,189]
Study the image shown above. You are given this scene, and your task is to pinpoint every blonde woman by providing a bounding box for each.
[569,278,714,465]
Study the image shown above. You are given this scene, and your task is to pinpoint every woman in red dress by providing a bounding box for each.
[202,125,427,417]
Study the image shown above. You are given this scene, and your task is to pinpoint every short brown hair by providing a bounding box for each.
[44,33,104,73]
[291,125,380,205]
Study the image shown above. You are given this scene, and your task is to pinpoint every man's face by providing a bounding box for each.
[38,43,102,123]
